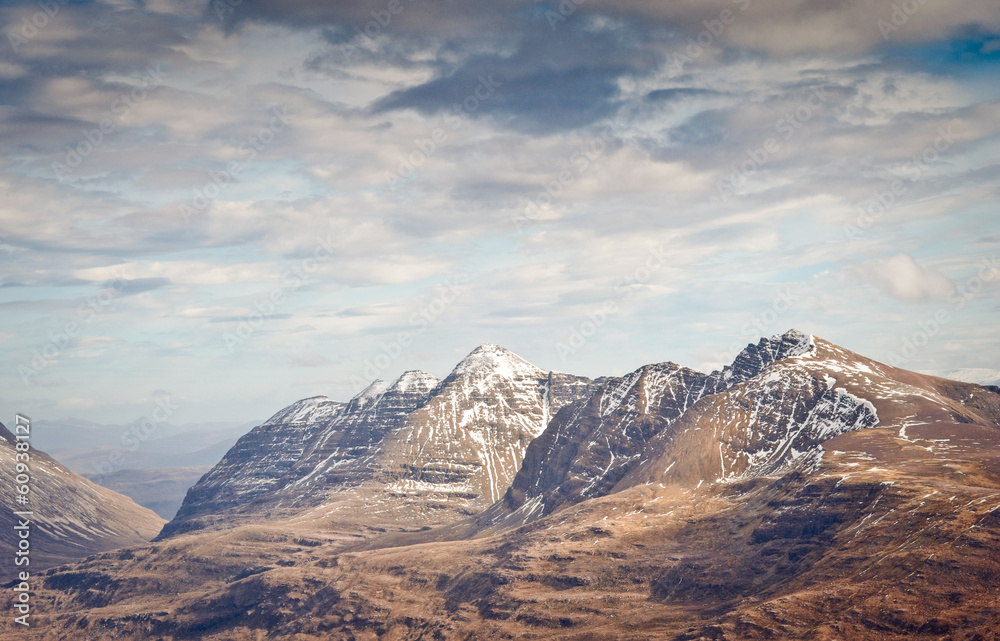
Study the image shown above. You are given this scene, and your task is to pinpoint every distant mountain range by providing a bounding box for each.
[31,418,256,473]
[922,367,1000,388]
[12,330,1000,639]
[29,418,256,519]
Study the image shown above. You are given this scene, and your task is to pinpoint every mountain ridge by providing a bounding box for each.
[158,345,596,539]
[13,330,1000,640]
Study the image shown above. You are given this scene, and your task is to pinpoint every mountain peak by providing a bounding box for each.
[388,370,439,394]
[721,329,815,379]
[350,379,388,410]
[454,344,545,379]
[778,328,814,356]
[264,395,343,426]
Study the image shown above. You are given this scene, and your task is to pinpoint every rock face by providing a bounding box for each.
[159,345,595,538]
[17,330,1000,640]
[477,329,1000,536]
[480,330,828,530]
[159,396,346,537]
[0,421,165,569]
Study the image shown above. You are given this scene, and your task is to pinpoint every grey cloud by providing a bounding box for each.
[215,0,514,36]
[645,88,724,103]
[222,0,1000,57]
[667,109,731,146]
[370,24,660,132]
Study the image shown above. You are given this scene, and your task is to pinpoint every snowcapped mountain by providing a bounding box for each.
[477,330,999,534]
[159,345,596,538]
[472,330,821,529]
[23,331,1000,640]
[0,421,164,569]
[376,345,590,507]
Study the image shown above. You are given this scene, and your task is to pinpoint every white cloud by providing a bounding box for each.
[854,253,955,303]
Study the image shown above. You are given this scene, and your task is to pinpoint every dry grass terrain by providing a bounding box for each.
[6,336,1000,640]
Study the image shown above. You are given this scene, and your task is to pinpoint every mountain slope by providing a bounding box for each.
[158,395,346,537]
[476,330,820,531]
[0,421,165,570]
[15,328,1000,640]
[468,331,1000,538]
[159,346,596,538]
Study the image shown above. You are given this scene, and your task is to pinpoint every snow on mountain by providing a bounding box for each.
[378,346,561,508]
[478,330,1000,534]
[25,333,1000,641]
[162,330,1000,542]
[621,358,879,490]
[452,343,544,380]
[159,347,595,538]
[0,421,164,569]
[478,330,821,529]
[263,395,345,425]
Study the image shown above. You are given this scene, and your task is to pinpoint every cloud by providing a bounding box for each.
[369,20,659,133]
[854,253,955,303]
[1,0,998,423]
[224,0,1000,57]
[646,88,724,103]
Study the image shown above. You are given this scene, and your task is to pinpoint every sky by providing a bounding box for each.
[1,0,998,425]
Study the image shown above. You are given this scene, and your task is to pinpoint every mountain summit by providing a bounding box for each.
[28,331,1000,640]
[452,343,544,378]
[159,346,595,538]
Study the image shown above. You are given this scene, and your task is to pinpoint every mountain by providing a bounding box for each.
[83,467,215,520]
[25,418,256,519]
[474,330,822,532]
[15,331,1000,640]
[158,345,596,538]
[32,418,255,474]
[0,421,165,570]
